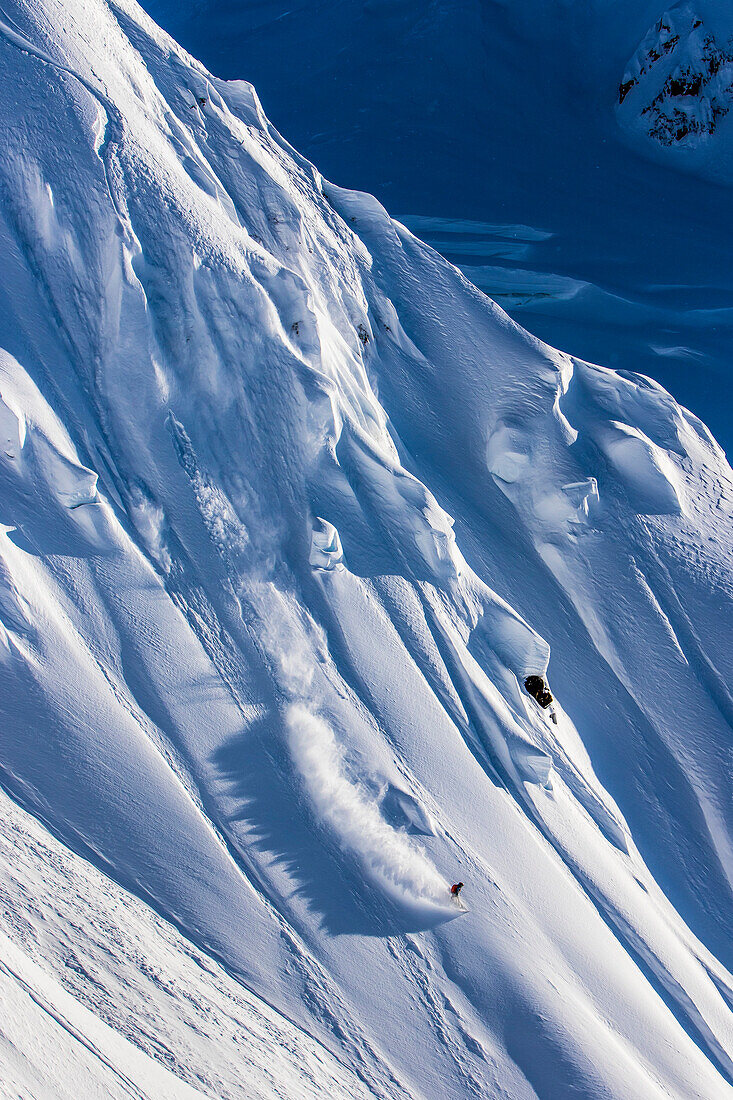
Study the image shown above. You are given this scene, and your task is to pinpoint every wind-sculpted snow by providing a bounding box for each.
[0,0,732,1097]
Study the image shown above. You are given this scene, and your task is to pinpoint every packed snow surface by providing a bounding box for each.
[0,0,732,1097]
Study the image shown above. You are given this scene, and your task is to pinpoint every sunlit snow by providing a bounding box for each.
[0,0,732,1097]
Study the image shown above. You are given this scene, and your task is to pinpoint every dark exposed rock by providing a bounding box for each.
[668,72,702,96]
[618,77,636,104]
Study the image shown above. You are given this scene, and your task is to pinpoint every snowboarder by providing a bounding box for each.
[524,675,558,724]
[450,882,464,898]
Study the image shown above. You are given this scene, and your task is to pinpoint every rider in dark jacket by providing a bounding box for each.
[524,675,557,723]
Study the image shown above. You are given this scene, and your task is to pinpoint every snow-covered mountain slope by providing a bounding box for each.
[0,784,375,1100]
[0,0,733,1096]
[140,0,733,461]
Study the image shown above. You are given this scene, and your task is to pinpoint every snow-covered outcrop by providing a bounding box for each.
[0,0,732,1097]
[617,2,733,176]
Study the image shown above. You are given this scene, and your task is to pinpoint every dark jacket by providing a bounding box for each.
[524,675,553,709]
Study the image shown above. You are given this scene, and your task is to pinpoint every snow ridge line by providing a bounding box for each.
[0,13,131,236]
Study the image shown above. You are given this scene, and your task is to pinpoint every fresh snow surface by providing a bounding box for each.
[0,1,732,1097]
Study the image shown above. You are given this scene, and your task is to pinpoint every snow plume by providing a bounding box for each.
[256,592,449,908]
[286,704,449,907]
[253,584,328,696]
[128,489,172,573]
[166,413,249,562]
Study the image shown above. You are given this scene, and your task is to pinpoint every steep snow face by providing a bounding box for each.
[0,0,733,1098]
[137,0,733,466]
[617,2,733,176]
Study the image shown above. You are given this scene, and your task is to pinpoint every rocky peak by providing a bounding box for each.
[617,3,733,145]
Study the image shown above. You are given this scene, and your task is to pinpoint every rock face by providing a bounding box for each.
[617,3,733,145]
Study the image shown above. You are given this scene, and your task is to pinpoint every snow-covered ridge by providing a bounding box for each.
[0,0,732,1096]
[617,2,733,149]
